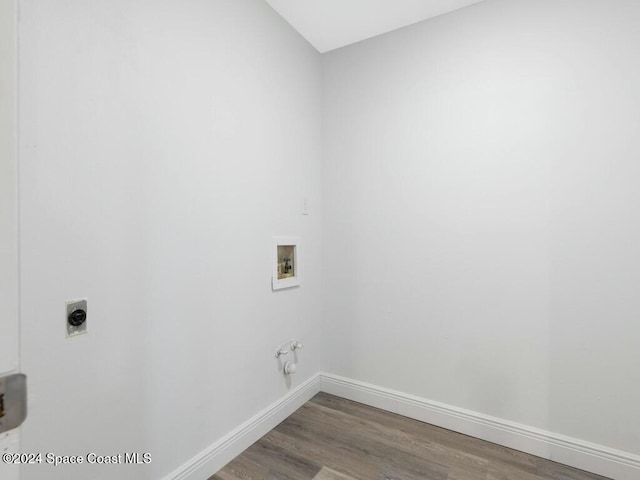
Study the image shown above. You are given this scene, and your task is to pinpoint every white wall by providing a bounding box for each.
[323,0,640,456]
[17,0,640,477]
[18,1,322,479]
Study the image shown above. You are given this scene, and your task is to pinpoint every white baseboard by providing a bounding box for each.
[163,374,321,480]
[163,372,640,480]
[320,373,640,480]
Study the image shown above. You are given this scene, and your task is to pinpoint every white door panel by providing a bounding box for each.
[0,0,19,373]
[0,1,21,479]
[0,431,20,479]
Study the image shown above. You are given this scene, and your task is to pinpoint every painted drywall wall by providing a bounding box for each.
[322,0,640,455]
[18,1,322,479]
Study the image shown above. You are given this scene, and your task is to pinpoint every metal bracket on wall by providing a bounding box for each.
[0,374,27,434]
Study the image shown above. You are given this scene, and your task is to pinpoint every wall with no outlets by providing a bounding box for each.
[322,0,640,456]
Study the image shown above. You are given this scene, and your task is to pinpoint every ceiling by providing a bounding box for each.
[265,0,486,53]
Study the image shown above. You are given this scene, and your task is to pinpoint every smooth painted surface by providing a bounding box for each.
[265,0,485,52]
[19,1,322,479]
[0,2,20,479]
[323,0,640,456]
[0,0,19,377]
[16,0,640,478]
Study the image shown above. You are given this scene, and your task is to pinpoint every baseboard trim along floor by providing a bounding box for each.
[165,372,640,480]
[162,374,322,480]
[320,373,640,480]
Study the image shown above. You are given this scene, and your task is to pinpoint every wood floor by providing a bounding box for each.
[211,392,609,480]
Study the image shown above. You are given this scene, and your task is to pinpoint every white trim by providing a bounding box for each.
[162,374,321,480]
[0,0,20,378]
[0,4,21,480]
[162,372,640,480]
[320,373,640,480]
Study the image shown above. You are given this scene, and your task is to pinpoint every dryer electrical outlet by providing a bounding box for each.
[66,299,87,337]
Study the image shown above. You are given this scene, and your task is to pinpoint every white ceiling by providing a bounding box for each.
[265,0,486,53]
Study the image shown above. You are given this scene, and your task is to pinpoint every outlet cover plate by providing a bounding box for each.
[66,298,87,337]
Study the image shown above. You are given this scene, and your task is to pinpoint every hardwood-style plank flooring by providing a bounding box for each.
[210,393,609,480]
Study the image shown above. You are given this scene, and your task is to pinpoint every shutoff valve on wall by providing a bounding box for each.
[275,339,304,375]
[283,361,297,375]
